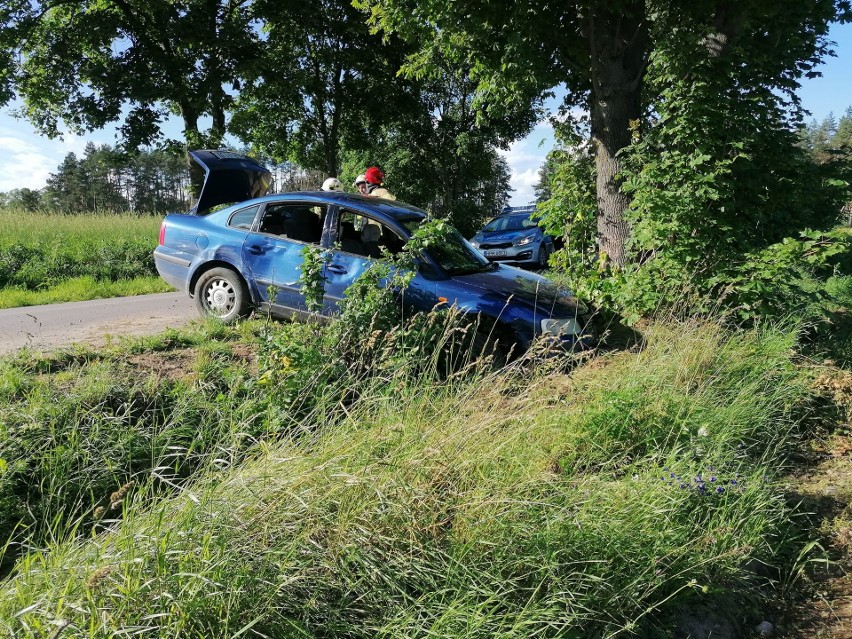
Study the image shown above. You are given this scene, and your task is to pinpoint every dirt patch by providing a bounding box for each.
[778,433,852,639]
[126,348,200,382]
[124,342,258,382]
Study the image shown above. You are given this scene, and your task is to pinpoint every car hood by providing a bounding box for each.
[473,230,536,243]
[449,265,588,316]
[189,149,272,214]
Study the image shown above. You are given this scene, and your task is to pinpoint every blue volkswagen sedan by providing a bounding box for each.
[154,150,594,353]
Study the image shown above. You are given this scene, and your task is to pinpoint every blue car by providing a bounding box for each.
[469,211,555,269]
[154,150,594,353]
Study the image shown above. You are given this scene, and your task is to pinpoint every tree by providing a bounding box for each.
[350,62,523,235]
[41,145,127,212]
[357,0,849,266]
[800,107,852,226]
[125,148,191,213]
[231,0,415,178]
[42,152,87,212]
[37,144,192,213]
[0,188,42,210]
[1,0,263,148]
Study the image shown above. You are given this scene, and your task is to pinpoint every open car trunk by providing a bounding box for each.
[188,150,272,215]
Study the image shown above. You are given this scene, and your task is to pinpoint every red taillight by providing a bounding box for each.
[158,222,166,246]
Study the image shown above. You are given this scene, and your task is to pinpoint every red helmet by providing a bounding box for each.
[364,166,385,185]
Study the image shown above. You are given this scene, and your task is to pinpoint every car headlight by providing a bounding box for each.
[470,239,480,248]
[515,234,536,246]
[541,317,582,336]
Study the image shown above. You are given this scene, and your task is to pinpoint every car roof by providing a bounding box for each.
[245,191,428,223]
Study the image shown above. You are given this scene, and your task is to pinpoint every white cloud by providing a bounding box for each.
[0,133,57,192]
[509,167,543,205]
[500,121,556,206]
[0,113,120,192]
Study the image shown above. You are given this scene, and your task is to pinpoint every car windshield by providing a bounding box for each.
[400,218,491,275]
[482,214,538,233]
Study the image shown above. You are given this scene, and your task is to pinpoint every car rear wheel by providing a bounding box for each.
[194,267,250,322]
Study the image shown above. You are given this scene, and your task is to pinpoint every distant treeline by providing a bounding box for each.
[0,144,358,216]
[799,107,852,163]
[1,144,190,214]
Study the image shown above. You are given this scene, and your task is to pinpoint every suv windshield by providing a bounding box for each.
[400,219,491,275]
[482,214,538,233]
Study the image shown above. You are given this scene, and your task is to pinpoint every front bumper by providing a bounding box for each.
[478,243,543,265]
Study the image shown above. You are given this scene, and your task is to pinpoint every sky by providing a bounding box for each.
[1,21,851,206]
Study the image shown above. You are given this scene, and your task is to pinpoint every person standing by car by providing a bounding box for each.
[322,177,343,192]
[364,166,396,200]
[354,174,369,195]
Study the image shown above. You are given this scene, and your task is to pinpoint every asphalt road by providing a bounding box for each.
[0,292,198,355]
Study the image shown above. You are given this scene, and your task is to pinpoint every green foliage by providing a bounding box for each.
[0,189,41,210]
[298,244,328,314]
[255,219,496,424]
[0,276,172,309]
[535,5,851,324]
[608,10,850,322]
[0,322,274,572]
[0,210,165,306]
[0,239,157,290]
[0,318,826,637]
[534,126,600,288]
[0,240,154,290]
[2,0,261,148]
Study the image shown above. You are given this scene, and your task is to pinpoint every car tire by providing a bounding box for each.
[537,243,550,270]
[194,267,250,323]
[471,330,509,369]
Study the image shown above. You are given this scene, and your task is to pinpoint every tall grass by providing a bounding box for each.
[0,318,821,637]
[0,209,166,305]
[0,209,162,244]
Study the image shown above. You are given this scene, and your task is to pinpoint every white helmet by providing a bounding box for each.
[322,177,343,192]
[354,174,367,187]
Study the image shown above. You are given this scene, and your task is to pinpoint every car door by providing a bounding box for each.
[241,201,327,316]
[322,208,415,314]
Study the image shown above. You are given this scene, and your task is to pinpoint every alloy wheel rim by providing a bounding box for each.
[206,279,235,315]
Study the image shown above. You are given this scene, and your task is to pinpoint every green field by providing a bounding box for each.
[0,209,173,307]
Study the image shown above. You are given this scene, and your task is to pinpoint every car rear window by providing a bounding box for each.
[229,205,260,230]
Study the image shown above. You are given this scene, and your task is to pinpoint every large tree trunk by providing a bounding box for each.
[586,3,648,267]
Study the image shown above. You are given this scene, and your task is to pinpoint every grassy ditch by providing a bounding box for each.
[0,209,172,308]
[0,316,837,637]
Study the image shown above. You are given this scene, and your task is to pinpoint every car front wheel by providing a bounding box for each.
[537,243,550,269]
[194,267,250,322]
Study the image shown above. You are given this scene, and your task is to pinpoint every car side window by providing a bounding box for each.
[228,205,260,230]
[336,210,405,258]
[258,203,324,244]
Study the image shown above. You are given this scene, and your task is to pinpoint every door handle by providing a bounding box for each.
[247,244,264,255]
[327,264,347,275]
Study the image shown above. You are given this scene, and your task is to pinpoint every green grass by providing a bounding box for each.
[0,208,163,304]
[0,209,162,244]
[0,317,827,637]
[0,275,174,308]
